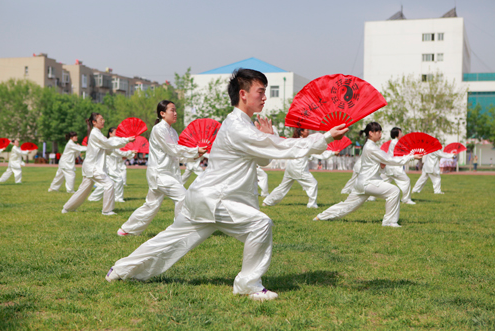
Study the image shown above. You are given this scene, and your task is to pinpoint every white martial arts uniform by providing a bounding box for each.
[316,140,415,226]
[119,120,199,235]
[0,146,29,184]
[181,154,207,184]
[110,108,332,295]
[88,149,135,202]
[341,157,361,194]
[412,151,455,194]
[49,140,87,193]
[120,156,129,186]
[62,128,129,214]
[257,166,269,197]
[381,138,414,203]
[262,139,327,208]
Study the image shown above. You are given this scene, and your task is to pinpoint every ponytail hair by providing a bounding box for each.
[390,127,402,139]
[155,100,175,125]
[359,122,382,142]
[107,127,116,138]
[292,128,305,138]
[65,131,78,141]
[86,112,101,139]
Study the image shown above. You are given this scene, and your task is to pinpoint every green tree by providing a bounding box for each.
[189,77,233,123]
[467,103,495,144]
[374,73,467,143]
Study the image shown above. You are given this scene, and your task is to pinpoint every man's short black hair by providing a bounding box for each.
[227,68,268,106]
[391,127,402,139]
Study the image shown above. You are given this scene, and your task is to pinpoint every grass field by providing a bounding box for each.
[1,166,494,330]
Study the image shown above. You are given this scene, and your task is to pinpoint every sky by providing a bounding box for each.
[1,0,494,83]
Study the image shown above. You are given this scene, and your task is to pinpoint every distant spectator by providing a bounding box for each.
[473,155,478,171]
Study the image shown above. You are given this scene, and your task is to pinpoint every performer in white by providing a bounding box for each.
[106,69,348,302]
[61,113,134,215]
[314,122,421,227]
[257,166,270,197]
[0,139,30,184]
[117,100,204,236]
[381,127,416,204]
[181,154,207,184]
[262,128,321,209]
[340,156,377,202]
[88,127,136,203]
[48,132,87,193]
[412,150,455,194]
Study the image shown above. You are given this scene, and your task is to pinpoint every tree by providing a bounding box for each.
[467,103,495,144]
[374,74,467,143]
[189,77,233,123]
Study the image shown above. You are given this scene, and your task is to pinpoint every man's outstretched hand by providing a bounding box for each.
[255,115,274,134]
[329,124,348,140]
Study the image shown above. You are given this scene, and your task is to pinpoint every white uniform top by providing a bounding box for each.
[355,140,415,194]
[311,150,337,161]
[422,151,455,175]
[8,146,29,169]
[182,107,332,224]
[146,119,199,190]
[59,140,87,171]
[384,138,405,176]
[82,128,129,178]
[353,157,362,173]
[186,156,205,172]
[106,149,135,177]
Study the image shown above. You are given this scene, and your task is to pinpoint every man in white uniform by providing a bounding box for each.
[106,69,348,301]
[412,150,455,194]
[0,139,29,184]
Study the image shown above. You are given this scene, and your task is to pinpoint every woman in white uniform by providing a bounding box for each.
[181,154,208,184]
[262,128,320,209]
[0,139,29,184]
[381,127,415,204]
[61,113,134,215]
[412,150,455,194]
[48,132,87,193]
[314,122,421,227]
[117,100,204,236]
[88,127,136,203]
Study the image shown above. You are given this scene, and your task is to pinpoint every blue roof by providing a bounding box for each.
[200,57,288,74]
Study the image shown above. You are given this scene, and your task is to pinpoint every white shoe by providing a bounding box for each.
[307,205,318,209]
[434,192,445,194]
[105,268,120,282]
[61,209,69,214]
[382,223,402,228]
[248,289,278,301]
[411,190,419,194]
[262,203,268,207]
[48,188,54,192]
[403,200,416,205]
[115,199,125,203]
[313,217,320,221]
[366,197,376,202]
[102,211,117,216]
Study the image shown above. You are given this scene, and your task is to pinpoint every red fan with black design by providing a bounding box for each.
[122,136,149,154]
[444,142,467,154]
[21,142,38,151]
[178,118,221,152]
[285,74,387,131]
[393,132,442,156]
[0,138,10,149]
[82,136,88,146]
[381,140,391,153]
[116,117,147,137]
[326,136,352,152]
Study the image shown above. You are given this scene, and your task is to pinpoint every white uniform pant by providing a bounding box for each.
[341,172,358,194]
[181,168,203,184]
[112,204,273,295]
[412,172,442,194]
[63,172,115,213]
[381,172,412,202]
[263,173,318,208]
[317,182,401,226]
[49,168,76,193]
[122,167,127,186]
[257,168,269,197]
[89,174,124,202]
[0,167,22,184]
[120,179,186,235]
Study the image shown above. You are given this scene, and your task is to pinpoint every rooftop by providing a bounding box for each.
[200,57,288,74]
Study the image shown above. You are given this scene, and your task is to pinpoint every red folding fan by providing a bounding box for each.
[116,117,148,137]
[326,136,352,152]
[82,136,88,146]
[178,118,221,152]
[21,142,38,151]
[122,136,149,154]
[444,142,467,154]
[0,138,10,149]
[393,132,442,156]
[285,74,387,131]
[380,140,391,153]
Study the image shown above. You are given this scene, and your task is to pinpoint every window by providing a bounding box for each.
[112,77,118,90]
[421,74,434,82]
[62,71,70,83]
[24,66,28,75]
[270,85,279,98]
[82,74,87,88]
[438,33,444,41]
[47,66,55,78]
[82,91,87,99]
[422,33,434,41]
[437,53,444,61]
[422,54,434,62]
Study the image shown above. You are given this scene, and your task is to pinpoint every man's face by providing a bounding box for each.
[243,81,266,115]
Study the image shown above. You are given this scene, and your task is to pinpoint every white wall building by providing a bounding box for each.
[189,57,310,124]
[363,8,495,166]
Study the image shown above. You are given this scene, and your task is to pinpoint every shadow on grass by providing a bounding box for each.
[353,278,419,292]
[339,218,383,224]
[122,197,146,201]
[0,291,35,330]
[409,198,440,203]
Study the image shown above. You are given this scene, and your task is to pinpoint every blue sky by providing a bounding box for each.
[1,0,494,83]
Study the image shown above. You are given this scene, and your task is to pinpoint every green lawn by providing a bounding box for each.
[1,166,494,330]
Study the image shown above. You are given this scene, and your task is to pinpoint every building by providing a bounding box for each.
[189,57,310,124]
[364,8,495,165]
